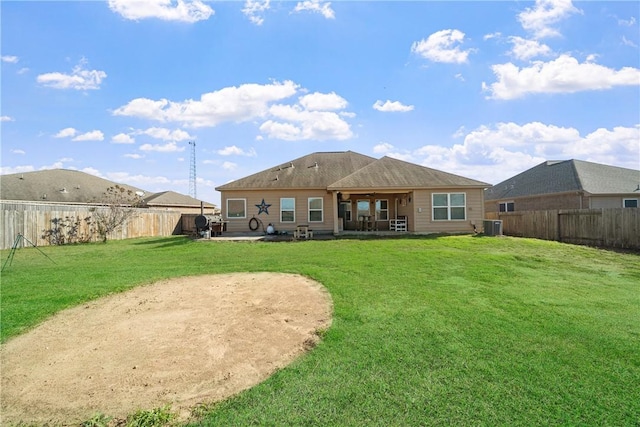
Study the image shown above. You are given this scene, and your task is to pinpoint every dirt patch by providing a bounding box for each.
[1,273,332,425]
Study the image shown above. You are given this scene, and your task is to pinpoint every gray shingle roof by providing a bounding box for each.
[216,151,490,192]
[143,191,215,208]
[485,160,640,200]
[0,169,147,204]
[215,151,377,190]
[328,156,489,190]
[1,169,216,207]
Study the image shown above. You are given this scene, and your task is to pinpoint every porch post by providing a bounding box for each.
[332,191,340,235]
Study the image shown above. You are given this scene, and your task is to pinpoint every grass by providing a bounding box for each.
[1,235,639,426]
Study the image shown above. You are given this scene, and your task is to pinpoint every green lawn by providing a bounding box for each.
[1,235,639,426]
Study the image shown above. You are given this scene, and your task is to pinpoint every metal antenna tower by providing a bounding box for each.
[189,141,197,199]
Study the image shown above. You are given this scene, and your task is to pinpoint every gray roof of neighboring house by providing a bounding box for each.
[215,151,377,190]
[485,160,640,201]
[216,151,489,191]
[1,169,147,204]
[143,191,215,209]
[1,169,215,207]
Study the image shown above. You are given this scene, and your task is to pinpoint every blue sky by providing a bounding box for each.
[2,0,639,206]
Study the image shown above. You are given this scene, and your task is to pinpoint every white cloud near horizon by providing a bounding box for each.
[411,29,473,64]
[242,0,270,25]
[136,127,194,141]
[483,55,640,100]
[72,130,104,141]
[292,0,335,19]
[37,59,106,90]
[11,149,26,155]
[139,142,185,152]
[518,0,581,39]
[261,104,353,141]
[1,116,15,122]
[108,0,214,23]
[378,122,639,185]
[373,100,414,113]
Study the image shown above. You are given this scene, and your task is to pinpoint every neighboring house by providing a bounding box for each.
[0,169,215,213]
[215,151,490,235]
[485,160,640,213]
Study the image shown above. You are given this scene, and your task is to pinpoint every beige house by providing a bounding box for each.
[485,160,640,213]
[215,151,490,236]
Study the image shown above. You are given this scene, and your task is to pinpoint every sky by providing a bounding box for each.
[1,0,639,206]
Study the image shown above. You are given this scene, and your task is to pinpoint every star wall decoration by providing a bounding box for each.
[255,198,271,215]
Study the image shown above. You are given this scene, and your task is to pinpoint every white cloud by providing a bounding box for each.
[11,149,26,155]
[404,122,639,184]
[139,142,185,152]
[242,0,270,25]
[373,142,394,154]
[217,145,257,156]
[508,36,552,60]
[518,0,581,39]
[54,127,78,138]
[1,55,18,63]
[37,59,107,90]
[113,80,299,127]
[373,100,414,113]
[17,68,29,75]
[411,29,473,64]
[108,0,214,23]
[260,104,353,141]
[115,82,354,142]
[293,0,335,19]
[136,127,194,141]
[1,116,15,122]
[124,153,144,159]
[622,36,638,48]
[484,32,501,41]
[299,92,347,111]
[618,16,636,27]
[483,55,640,100]
[72,130,104,141]
[222,161,238,171]
[112,133,135,144]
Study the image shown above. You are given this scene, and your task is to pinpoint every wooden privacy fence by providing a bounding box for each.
[1,202,183,250]
[486,208,640,250]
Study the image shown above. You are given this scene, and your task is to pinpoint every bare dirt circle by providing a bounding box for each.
[1,272,333,425]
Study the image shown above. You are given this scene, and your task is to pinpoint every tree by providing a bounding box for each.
[93,185,143,242]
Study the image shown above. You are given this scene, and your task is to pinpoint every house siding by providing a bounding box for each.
[221,189,336,234]
[414,188,484,234]
[485,192,588,212]
[590,195,637,209]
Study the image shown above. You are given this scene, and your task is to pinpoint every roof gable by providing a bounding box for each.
[328,156,489,189]
[215,151,376,190]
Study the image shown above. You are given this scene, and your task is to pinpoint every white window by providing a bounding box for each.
[308,197,323,222]
[280,198,295,222]
[340,201,352,221]
[433,193,466,221]
[623,198,638,208]
[499,202,515,212]
[226,198,246,219]
[375,199,389,221]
